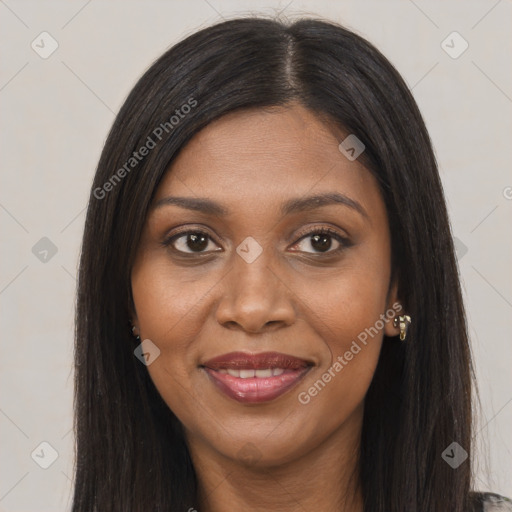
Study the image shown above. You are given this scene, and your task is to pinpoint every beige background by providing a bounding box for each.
[1,0,511,510]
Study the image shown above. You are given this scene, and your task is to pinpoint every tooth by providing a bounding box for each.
[255,368,272,378]
[218,369,228,374]
[272,368,284,376]
[239,369,255,378]
[227,369,240,377]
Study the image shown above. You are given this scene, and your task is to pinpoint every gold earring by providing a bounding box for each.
[393,315,411,341]
[131,325,141,341]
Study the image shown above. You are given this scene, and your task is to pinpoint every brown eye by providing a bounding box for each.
[291,227,349,255]
[163,230,220,254]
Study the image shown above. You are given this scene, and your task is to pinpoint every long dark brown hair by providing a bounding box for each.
[72,16,476,511]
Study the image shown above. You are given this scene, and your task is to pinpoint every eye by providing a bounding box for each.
[162,225,350,256]
[290,226,350,255]
[162,229,221,254]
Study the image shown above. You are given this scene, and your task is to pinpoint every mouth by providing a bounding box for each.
[200,351,313,404]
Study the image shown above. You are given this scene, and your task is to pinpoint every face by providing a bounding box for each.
[131,102,400,468]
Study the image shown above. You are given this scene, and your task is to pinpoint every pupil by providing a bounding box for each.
[311,234,331,252]
[187,233,208,252]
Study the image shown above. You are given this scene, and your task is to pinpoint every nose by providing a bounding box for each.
[215,247,297,334]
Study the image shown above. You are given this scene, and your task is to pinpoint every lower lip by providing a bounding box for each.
[203,367,311,403]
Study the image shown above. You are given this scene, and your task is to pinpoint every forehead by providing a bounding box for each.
[154,103,382,217]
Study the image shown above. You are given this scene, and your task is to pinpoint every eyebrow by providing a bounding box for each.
[152,192,369,220]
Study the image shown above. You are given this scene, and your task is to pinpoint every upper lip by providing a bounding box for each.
[201,351,313,370]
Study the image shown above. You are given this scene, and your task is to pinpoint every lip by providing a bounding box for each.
[201,351,313,403]
[202,351,312,370]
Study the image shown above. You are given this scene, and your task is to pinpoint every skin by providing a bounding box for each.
[131,102,401,512]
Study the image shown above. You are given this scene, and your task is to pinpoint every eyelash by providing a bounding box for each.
[161,225,351,257]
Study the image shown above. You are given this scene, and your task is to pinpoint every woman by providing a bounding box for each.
[72,16,511,512]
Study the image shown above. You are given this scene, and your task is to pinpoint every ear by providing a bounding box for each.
[384,279,402,337]
[128,288,139,336]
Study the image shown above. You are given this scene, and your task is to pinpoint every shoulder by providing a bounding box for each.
[472,492,512,512]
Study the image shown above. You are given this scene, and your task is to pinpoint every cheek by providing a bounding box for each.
[299,262,390,354]
[292,258,389,412]
[131,257,230,425]
[131,261,198,379]
[291,283,385,446]
[300,284,385,383]
[131,258,217,344]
